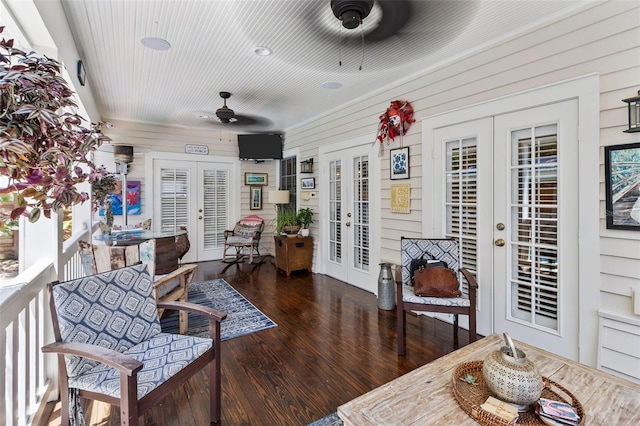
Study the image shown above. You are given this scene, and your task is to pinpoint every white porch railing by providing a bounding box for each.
[1,227,91,426]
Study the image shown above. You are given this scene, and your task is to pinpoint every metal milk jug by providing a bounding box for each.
[482,333,544,408]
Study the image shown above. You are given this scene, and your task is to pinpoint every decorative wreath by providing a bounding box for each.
[376,100,415,144]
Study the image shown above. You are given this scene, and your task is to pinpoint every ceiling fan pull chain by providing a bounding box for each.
[338,25,343,66]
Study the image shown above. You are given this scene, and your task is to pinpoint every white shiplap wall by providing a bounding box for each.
[285,0,640,378]
[98,119,280,254]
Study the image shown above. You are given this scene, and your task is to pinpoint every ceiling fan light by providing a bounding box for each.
[331,0,373,29]
[341,10,362,29]
[216,106,235,120]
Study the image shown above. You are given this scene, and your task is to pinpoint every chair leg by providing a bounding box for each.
[397,304,406,356]
[120,375,138,426]
[210,351,221,423]
[453,314,459,340]
[469,308,477,343]
[59,384,70,426]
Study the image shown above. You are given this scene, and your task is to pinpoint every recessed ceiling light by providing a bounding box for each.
[322,81,342,90]
[254,46,272,56]
[199,114,210,119]
[141,37,171,50]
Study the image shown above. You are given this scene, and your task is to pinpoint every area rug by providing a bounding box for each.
[160,278,277,341]
[308,413,343,426]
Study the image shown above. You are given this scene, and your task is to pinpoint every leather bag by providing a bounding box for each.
[413,265,462,297]
[409,253,447,285]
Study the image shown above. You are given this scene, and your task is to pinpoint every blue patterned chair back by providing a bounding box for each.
[50,263,161,378]
[400,238,460,286]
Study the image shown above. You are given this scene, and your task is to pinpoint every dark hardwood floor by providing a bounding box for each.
[46,257,475,425]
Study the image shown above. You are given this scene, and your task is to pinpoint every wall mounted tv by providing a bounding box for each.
[237,133,283,160]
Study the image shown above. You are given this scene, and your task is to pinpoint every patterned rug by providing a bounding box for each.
[308,413,343,426]
[160,278,277,340]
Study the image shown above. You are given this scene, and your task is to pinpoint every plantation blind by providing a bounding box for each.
[160,167,189,231]
[445,138,478,295]
[201,169,229,248]
[511,128,559,330]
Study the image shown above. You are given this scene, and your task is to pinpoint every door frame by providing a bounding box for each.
[145,151,241,262]
[421,74,600,366]
[318,133,381,291]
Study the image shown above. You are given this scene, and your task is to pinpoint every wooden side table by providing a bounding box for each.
[274,236,313,276]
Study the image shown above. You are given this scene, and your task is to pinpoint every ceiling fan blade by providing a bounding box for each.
[364,0,411,42]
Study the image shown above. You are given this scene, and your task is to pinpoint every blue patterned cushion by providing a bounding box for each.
[233,223,261,238]
[400,238,472,303]
[401,285,470,307]
[51,264,161,378]
[68,333,212,399]
[226,235,254,244]
[400,239,460,285]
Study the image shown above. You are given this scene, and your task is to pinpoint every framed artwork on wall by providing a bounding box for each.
[391,184,411,213]
[301,177,315,189]
[250,186,262,210]
[245,172,268,186]
[605,142,640,230]
[390,147,410,180]
[98,179,141,216]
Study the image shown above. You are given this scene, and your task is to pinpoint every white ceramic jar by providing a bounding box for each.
[482,333,544,409]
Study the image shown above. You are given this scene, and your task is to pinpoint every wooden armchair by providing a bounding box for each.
[222,215,264,264]
[78,229,197,334]
[396,237,478,355]
[42,264,227,425]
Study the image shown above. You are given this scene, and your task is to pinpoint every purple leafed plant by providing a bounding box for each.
[0,26,112,222]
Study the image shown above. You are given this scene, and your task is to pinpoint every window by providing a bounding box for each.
[279,156,297,211]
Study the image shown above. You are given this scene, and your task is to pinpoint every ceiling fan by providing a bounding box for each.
[215,91,235,123]
[214,91,274,129]
[330,0,411,42]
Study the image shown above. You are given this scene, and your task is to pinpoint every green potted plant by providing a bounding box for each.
[275,206,300,235]
[0,27,111,223]
[297,208,313,237]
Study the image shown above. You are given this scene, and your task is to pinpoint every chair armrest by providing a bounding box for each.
[156,301,227,322]
[224,230,234,238]
[459,267,478,289]
[42,341,143,376]
[153,263,197,288]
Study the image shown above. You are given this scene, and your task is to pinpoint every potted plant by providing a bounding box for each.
[0,27,111,223]
[297,208,313,237]
[275,206,300,235]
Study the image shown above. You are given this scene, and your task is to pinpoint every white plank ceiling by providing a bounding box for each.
[49,0,589,132]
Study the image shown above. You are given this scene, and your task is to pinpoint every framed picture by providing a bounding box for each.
[391,184,411,213]
[98,179,141,216]
[605,142,640,230]
[390,147,410,180]
[244,172,268,186]
[250,186,262,210]
[301,177,315,189]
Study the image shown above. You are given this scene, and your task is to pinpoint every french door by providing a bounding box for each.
[322,144,377,292]
[433,100,579,359]
[152,158,237,263]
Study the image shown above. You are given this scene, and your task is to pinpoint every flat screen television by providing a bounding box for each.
[237,133,283,160]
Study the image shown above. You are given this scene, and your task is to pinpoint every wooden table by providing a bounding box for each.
[93,229,188,275]
[338,334,640,425]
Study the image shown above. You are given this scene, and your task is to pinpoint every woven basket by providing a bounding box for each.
[452,361,585,426]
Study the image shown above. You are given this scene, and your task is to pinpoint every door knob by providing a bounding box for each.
[494,238,506,247]
[198,216,203,220]
[346,222,351,227]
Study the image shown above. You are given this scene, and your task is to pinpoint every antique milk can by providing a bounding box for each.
[377,263,395,310]
[482,333,544,409]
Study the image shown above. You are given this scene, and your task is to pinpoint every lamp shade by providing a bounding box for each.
[268,190,290,204]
